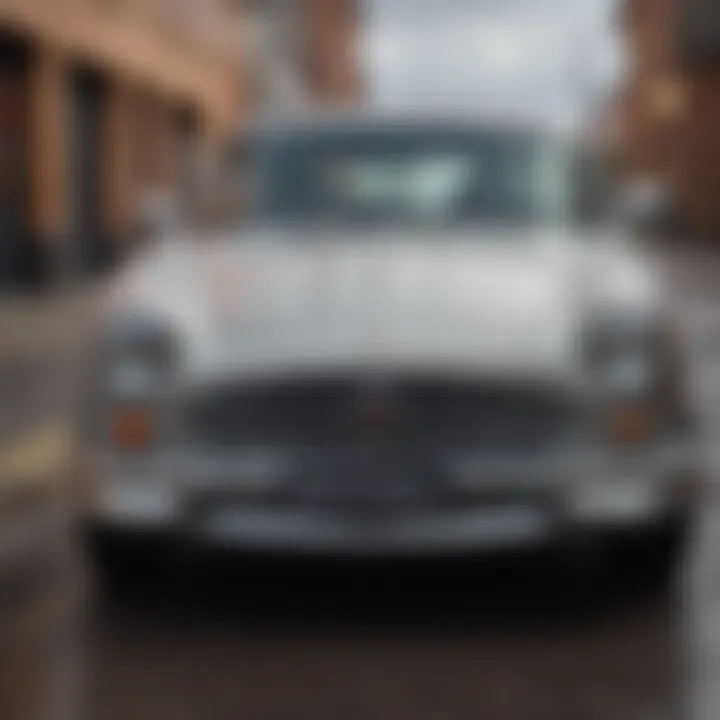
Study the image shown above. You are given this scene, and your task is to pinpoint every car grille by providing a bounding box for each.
[181,376,575,456]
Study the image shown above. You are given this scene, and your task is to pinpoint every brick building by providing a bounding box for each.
[0,0,248,289]
[302,0,362,103]
[621,0,720,239]
[242,0,362,110]
[0,0,362,290]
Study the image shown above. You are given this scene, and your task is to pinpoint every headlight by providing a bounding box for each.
[105,313,179,397]
[111,360,164,396]
[584,313,671,447]
[584,314,660,400]
[600,354,654,398]
[99,313,180,452]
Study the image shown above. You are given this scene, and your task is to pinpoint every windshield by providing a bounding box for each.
[248,127,570,227]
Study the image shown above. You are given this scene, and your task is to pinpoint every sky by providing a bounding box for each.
[361,0,620,127]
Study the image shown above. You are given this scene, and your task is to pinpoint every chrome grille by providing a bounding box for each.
[182,376,574,455]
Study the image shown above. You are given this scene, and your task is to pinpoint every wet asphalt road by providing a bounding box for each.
[86,554,686,720]
[5,262,720,720]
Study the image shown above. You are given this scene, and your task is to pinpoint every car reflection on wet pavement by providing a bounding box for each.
[87,556,686,720]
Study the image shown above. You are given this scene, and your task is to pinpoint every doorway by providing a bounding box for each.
[68,68,108,275]
[0,36,29,290]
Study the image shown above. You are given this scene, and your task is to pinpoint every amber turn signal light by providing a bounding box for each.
[608,406,654,447]
[113,409,154,450]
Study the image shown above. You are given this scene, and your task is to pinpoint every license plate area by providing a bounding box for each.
[293,449,437,512]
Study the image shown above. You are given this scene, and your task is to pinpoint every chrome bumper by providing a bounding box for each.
[87,443,701,556]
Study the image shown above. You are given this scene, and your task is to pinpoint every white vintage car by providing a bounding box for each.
[84,114,698,578]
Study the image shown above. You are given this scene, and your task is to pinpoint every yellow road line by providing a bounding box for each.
[0,423,74,490]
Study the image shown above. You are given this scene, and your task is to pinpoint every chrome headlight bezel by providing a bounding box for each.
[583,311,689,447]
[104,312,181,398]
[583,313,662,400]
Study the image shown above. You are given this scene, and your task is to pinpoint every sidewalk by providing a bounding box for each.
[0,287,100,372]
[0,285,97,530]
[0,293,87,706]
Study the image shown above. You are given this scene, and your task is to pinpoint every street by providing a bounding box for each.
[86,552,685,720]
[2,262,720,720]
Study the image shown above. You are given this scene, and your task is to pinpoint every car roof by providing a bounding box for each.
[243,108,565,141]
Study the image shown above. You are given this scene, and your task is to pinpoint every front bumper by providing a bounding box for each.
[85,445,701,557]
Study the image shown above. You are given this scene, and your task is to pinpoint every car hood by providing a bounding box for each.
[109,227,661,383]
